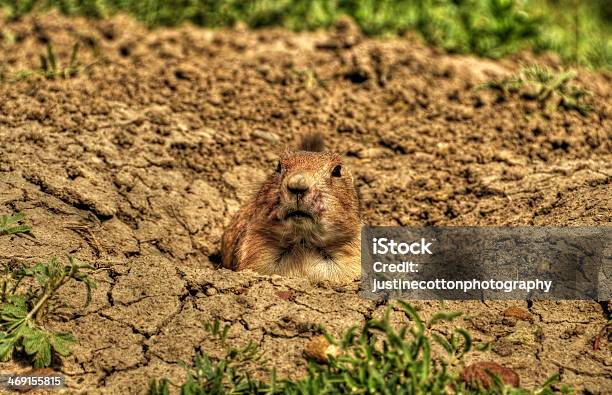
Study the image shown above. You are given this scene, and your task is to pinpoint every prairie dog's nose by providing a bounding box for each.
[286,172,313,195]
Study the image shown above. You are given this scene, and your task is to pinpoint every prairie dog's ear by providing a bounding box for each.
[298,132,325,152]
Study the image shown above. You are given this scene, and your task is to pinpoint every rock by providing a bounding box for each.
[492,340,513,357]
[506,325,539,346]
[461,361,520,388]
[356,147,389,159]
[503,307,533,323]
[493,150,522,166]
[304,335,340,364]
[275,290,295,301]
[251,129,280,144]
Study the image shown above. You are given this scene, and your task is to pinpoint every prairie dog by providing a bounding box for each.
[221,133,361,283]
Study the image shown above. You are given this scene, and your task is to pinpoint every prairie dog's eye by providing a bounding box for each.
[331,165,342,177]
[276,161,282,173]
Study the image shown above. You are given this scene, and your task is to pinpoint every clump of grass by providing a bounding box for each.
[149,301,565,394]
[0,212,96,367]
[484,64,592,115]
[150,320,265,394]
[290,67,327,90]
[0,213,32,235]
[13,41,91,81]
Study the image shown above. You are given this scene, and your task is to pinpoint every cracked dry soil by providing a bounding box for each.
[0,12,610,394]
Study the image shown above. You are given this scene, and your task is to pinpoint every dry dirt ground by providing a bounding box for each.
[0,12,610,394]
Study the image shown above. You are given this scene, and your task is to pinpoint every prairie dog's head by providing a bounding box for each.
[255,134,360,248]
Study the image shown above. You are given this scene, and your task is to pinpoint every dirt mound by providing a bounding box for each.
[0,12,610,394]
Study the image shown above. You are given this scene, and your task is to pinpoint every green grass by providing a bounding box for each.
[0,213,97,367]
[12,42,86,80]
[0,1,610,68]
[148,302,569,394]
[0,213,32,235]
[1,40,102,82]
[483,64,593,115]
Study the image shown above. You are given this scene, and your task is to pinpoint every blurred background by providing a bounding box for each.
[1,0,610,68]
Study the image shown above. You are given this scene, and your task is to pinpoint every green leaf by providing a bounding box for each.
[0,333,15,361]
[0,213,31,235]
[535,373,561,394]
[455,328,472,354]
[46,43,57,73]
[22,326,46,353]
[486,369,505,390]
[1,296,28,319]
[9,213,25,223]
[148,379,170,395]
[22,328,52,367]
[29,263,50,287]
[40,54,48,72]
[50,332,76,356]
[431,333,454,355]
[32,343,52,367]
[427,311,462,327]
[68,260,97,306]
[397,301,424,336]
[69,42,80,69]
[420,338,431,383]
[4,225,31,234]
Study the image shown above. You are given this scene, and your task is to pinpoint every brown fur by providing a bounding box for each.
[221,133,361,283]
[299,132,325,152]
